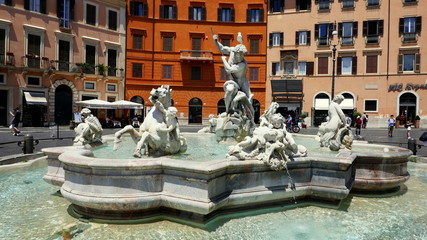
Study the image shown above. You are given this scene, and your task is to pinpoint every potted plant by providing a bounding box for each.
[77,62,91,74]
[395,115,401,128]
[415,115,420,128]
[96,64,107,76]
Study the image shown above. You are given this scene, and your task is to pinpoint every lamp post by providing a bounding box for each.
[331,22,338,99]
[331,44,337,99]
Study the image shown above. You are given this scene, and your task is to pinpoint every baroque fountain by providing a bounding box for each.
[40,32,413,230]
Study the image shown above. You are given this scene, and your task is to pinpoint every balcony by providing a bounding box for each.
[179,50,213,62]
[366,35,380,44]
[402,32,417,43]
[342,0,355,8]
[23,54,49,69]
[317,37,330,47]
[0,52,15,66]
[341,36,354,46]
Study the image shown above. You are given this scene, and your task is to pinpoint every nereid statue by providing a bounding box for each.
[73,108,103,146]
[114,85,187,157]
[213,32,255,142]
[316,94,354,151]
[227,102,307,171]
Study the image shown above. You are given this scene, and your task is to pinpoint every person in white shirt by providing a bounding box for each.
[388,115,396,137]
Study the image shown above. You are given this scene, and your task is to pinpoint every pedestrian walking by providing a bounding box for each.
[407,121,412,139]
[362,113,368,128]
[355,116,362,135]
[9,107,21,136]
[388,115,396,137]
[345,114,352,127]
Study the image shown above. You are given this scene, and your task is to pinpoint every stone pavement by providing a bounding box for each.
[0,125,426,158]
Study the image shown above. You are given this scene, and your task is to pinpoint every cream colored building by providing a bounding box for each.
[0,0,126,127]
[267,0,427,128]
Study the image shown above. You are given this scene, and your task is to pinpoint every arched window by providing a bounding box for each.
[130,96,144,120]
[399,92,417,124]
[217,99,226,115]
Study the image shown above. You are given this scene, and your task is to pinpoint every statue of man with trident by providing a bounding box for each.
[212,30,256,141]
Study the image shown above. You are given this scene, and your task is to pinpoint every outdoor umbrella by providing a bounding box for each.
[75,99,114,109]
[111,100,144,109]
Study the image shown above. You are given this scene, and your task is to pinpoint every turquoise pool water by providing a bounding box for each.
[1,161,426,240]
[93,134,398,160]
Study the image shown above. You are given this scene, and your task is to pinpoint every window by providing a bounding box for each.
[107,9,118,31]
[269,32,283,47]
[250,39,259,54]
[318,0,331,10]
[363,20,384,44]
[0,0,12,6]
[269,0,284,12]
[315,23,332,46]
[404,54,415,72]
[218,8,234,22]
[85,3,97,26]
[317,56,328,74]
[163,36,173,52]
[367,0,380,6]
[400,17,421,42]
[221,39,230,47]
[58,40,70,71]
[27,34,41,68]
[133,34,143,49]
[297,0,311,11]
[84,81,95,90]
[162,65,172,79]
[342,0,354,9]
[403,0,417,3]
[130,1,148,17]
[85,44,96,74]
[298,62,306,75]
[27,76,41,86]
[339,22,357,45]
[107,49,117,76]
[249,68,259,81]
[296,31,310,45]
[247,9,263,23]
[366,55,378,73]
[341,57,352,74]
[0,74,5,84]
[132,63,142,78]
[189,7,205,21]
[0,28,6,64]
[398,53,420,73]
[191,66,201,80]
[364,100,378,112]
[160,5,177,19]
[25,0,46,14]
[57,0,72,29]
[107,84,117,92]
[220,67,229,80]
[272,62,280,76]
[283,61,295,75]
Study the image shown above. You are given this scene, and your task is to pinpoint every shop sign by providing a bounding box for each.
[388,83,427,92]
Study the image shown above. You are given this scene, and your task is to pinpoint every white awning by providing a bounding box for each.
[340,99,354,109]
[112,100,143,109]
[314,99,330,110]
[75,99,113,109]
[24,92,47,105]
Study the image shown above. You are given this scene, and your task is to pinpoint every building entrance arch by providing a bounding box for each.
[130,96,144,121]
[55,85,73,125]
[217,99,225,115]
[189,98,202,124]
[399,92,417,124]
[312,92,330,126]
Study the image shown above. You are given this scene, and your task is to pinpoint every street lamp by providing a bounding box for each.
[331,22,338,99]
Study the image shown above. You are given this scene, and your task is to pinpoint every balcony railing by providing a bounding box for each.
[341,36,354,45]
[23,54,49,69]
[59,18,70,29]
[367,0,380,6]
[366,35,380,44]
[402,32,417,42]
[180,50,213,61]
[0,52,15,66]
[342,0,355,8]
[317,37,330,46]
[319,1,330,10]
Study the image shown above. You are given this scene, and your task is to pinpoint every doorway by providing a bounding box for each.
[55,85,73,125]
[0,90,7,126]
[399,92,417,125]
[189,98,202,124]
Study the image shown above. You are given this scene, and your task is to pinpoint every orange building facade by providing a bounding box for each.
[126,0,266,125]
